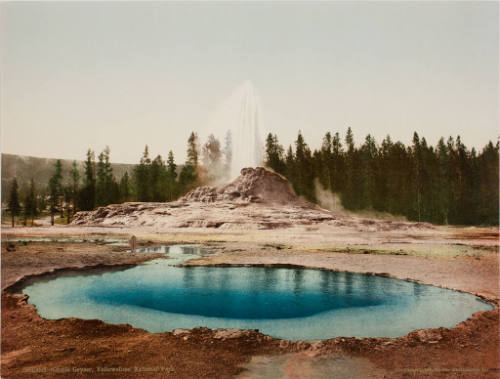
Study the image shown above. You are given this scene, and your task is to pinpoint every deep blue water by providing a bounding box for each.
[23,245,493,340]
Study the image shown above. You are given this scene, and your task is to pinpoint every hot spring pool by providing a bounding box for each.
[23,245,493,340]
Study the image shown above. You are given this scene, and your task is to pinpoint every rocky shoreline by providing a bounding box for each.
[1,232,498,378]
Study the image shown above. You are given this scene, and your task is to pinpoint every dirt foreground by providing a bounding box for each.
[1,224,499,378]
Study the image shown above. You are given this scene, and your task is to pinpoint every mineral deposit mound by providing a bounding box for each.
[72,167,337,230]
[182,167,305,205]
[72,167,431,231]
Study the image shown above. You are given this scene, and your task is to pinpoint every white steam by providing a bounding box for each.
[314,179,345,212]
[205,80,264,180]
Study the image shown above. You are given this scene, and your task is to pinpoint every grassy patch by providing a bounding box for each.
[312,244,495,258]
[315,246,410,256]
[54,217,70,225]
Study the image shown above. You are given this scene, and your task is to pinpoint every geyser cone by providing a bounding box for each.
[182,167,306,206]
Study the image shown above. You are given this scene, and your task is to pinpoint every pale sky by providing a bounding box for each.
[1,2,498,164]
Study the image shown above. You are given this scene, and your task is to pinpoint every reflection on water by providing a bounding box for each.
[23,245,493,340]
[173,266,385,319]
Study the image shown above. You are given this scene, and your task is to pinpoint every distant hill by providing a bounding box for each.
[1,153,135,200]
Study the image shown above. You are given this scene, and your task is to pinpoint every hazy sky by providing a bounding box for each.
[1,2,498,164]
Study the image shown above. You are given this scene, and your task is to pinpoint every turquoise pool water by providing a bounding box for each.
[23,245,493,340]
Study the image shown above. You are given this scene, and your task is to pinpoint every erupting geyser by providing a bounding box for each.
[230,81,263,179]
[208,80,264,179]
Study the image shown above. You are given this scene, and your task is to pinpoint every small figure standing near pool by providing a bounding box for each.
[129,235,137,253]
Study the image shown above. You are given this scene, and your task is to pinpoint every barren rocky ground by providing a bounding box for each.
[1,169,499,378]
[1,227,498,378]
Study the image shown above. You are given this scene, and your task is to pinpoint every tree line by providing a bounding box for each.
[265,128,498,225]
[6,128,498,226]
[6,132,231,226]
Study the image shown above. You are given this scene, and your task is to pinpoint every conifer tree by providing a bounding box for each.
[360,134,377,209]
[119,172,131,203]
[133,145,152,201]
[436,138,450,223]
[48,160,63,225]
[178,165,196,195]
[282,131,315,202]
[70,161,80,216]
[96,146,118,206]
[23,179,38,226]
[79,149,96,211]
[96,150,108,206]
[330,132,344,193]
[166,151,177,201]
[285,145,295,185]
[477,141,499,224]
[187,132,199,167]
[265,133,285,175]
[150,155,168,202]
[343,127,357,209]
[8,178,21,227]
[409,132,423,221]
[319,132,333,190]
[64,185,73,223]
[179,134,199,194]
[294,131,307,196]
